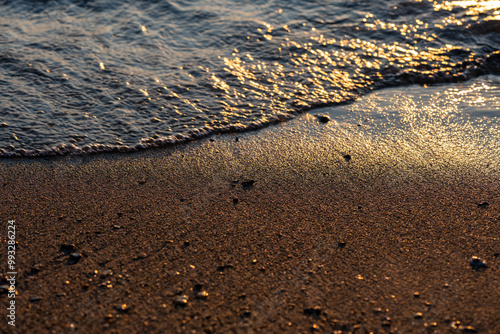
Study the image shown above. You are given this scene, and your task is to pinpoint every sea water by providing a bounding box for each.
[0,0,499,157]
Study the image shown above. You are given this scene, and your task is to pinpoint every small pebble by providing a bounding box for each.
[195,290,209,299]
[116,304,129,312]
[29,264,42,274]
[343,154,351,162]
[413,292,420,298]
[338,242,346,249]
[136,252,148,260]
[414,312,423,319]
[382,317,391,326]
[303,306,322,317]
[233,198,239,205]
[216,264,233,272]
[241,180,255,190]
[30,296,42,302]
[174,295,188,307]
[470,256,487,270]
[101,269,113,277]
[68,253,82,264]
[477,202,489,208]
[461,325,477,333]
[316,114,330,123]
[60,244,76,254]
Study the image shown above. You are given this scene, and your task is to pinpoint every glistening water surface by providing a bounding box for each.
[0,0,499,157]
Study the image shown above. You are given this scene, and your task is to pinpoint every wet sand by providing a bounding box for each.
[1,114,499,333]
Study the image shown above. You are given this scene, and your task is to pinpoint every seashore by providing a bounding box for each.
[0,108,499,333]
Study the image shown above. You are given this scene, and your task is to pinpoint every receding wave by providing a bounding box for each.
[0,0,499,157]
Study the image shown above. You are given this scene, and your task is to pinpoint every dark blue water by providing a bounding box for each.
[1,0,499,157]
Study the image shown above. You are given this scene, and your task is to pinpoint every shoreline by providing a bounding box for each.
[1,112,499,333]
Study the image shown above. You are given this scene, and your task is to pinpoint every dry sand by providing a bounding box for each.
[1,114,499,333]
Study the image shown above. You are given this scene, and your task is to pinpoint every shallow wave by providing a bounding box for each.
[0,0,499,157]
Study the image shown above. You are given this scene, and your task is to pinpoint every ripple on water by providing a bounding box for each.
[0,0,499,156]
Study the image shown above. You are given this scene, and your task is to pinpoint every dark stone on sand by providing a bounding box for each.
[60,244,76,254]
[216,264,233,272]
[413,312,423,319]
[28,264,42,275]
[477,202,489,208]
[343,154,351,162]
[68,253,82,264]
[30,297,42,302]
[0,285,9,294]
[183,241,190,248]
[242,310,251,318]
[304,306,322,317]
[316,114,330,123]
[235,137,239,142]
[242,180,255,190]
[382,317,391,326]
[233,198,239,205]
[338,242,346,248]
[413,292,420,298]
[470,256,487,270]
